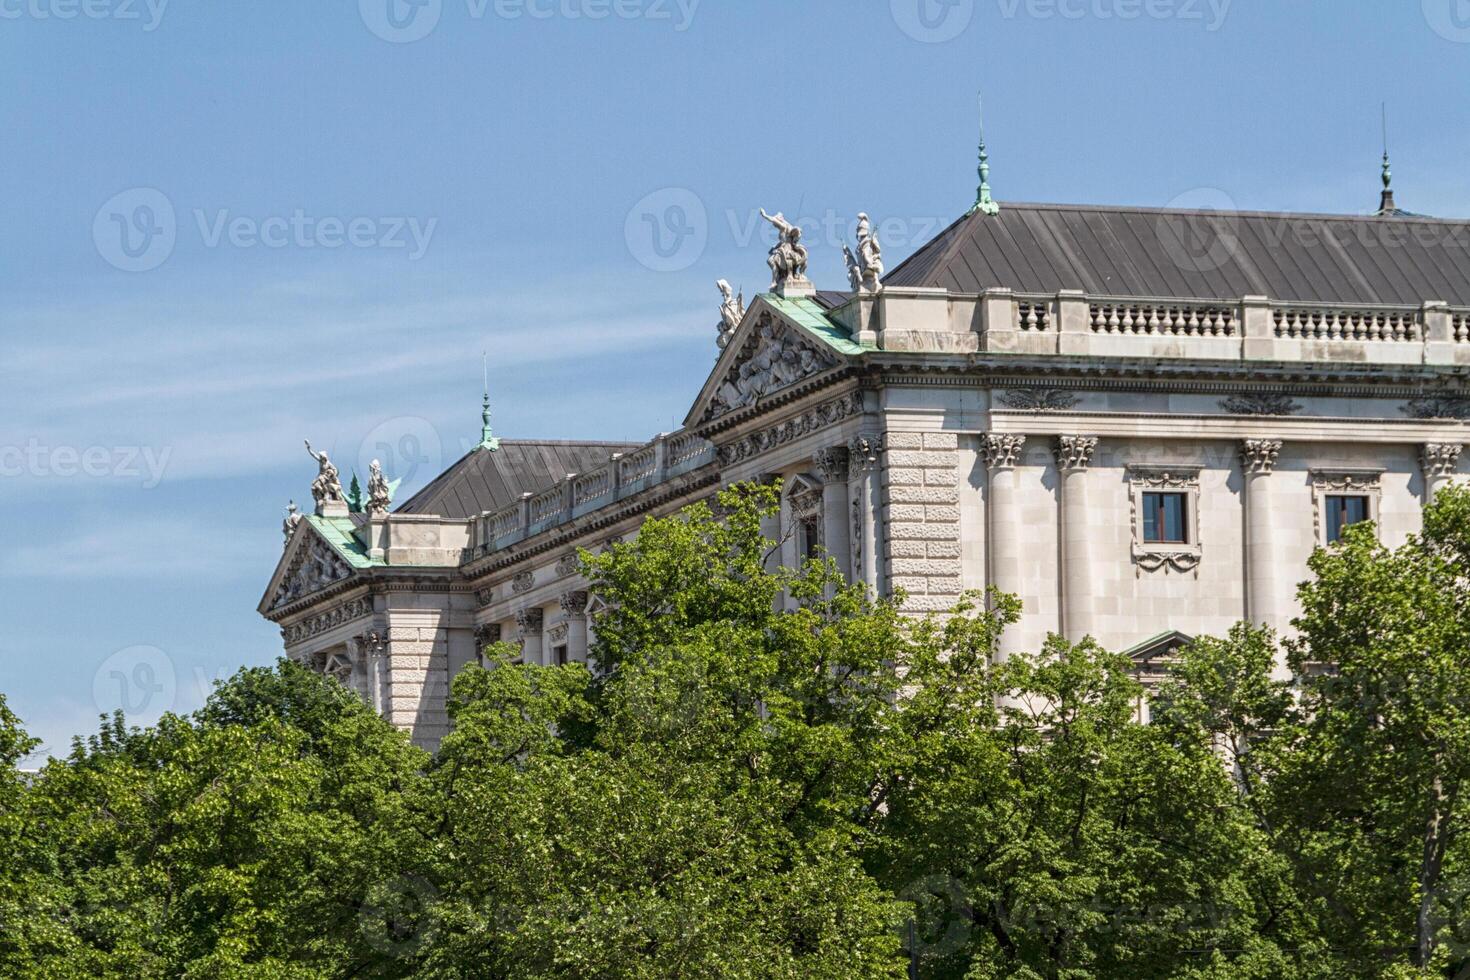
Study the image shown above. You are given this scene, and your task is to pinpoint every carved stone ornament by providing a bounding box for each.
[559,590,588,615]
[706,313,840,420]
[1129,467,1201,490]
[848,433,882,471]
[1311,470,1381,494]
[1133,551,1202,575]
[1422,443,1464,478]
[474,623,502,647]
[323,650,355,686]
[547,622,570,645]
[842,243,863,292]
[813,446,850,484]
[716,391,864,467]
[786,474,823,523]
[1240,439,1283,476]
[1403,395,1470,420]
[271,534,353,611]
[982,433,1026,470]
[855,212,883,292]
[1219,391,1302,416]
[474,586,495,607]
[1054,435,1097,472]
[515,607,544,638]
[511,571,535,594]
[282,500,303,546]
[282,595,372,644]
[997,388,1079,411]
[554,553,580,578]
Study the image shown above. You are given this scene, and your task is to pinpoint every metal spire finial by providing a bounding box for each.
[478,352,500,452]
[969,94,999,216]
[1377,102,1398,215]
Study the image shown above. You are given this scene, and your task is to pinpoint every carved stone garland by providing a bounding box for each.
[1220,392,1302,416]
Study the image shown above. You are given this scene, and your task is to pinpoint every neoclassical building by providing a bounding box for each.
[261,164,1470,749]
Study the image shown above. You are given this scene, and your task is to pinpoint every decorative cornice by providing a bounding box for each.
[1128,466,1201,489]
[982,433,1026,470]
[281,595,373,645]
[1240,439,1283,476]
[716,390,864,468]
[1053,435,1097,472]
[1422,442,1464,478]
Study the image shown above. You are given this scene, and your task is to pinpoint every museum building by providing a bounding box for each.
[261,155,1470,749]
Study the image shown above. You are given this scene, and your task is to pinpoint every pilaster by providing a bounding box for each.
[814,447,852,581]
[1055,435,1098,642]
[1421,442,1463,502]
[1240,439,1284,672]
[983,433,1027,660]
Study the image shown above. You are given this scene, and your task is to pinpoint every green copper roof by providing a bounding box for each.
[761,293,873,355]
[306,515,385,569]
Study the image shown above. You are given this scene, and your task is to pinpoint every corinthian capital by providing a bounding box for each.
[848,433,881,472]
[1054,435,1098,472]
[1240,439,1283,475]
[1421,442,1463,479]
[983,433,1026,470]
[813,446,850,483]
[559,590,589,616]
[515,607,543,638]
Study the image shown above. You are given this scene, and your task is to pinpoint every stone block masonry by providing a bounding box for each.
[882,430,964,611]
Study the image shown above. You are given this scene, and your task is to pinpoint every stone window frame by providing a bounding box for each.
[1126,466,1203,576]
[784,473,824,562]
[1310,468,1383,546]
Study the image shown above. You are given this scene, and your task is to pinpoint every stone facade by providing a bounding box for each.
[262,205,1470,749]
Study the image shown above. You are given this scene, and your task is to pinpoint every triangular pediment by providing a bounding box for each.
[685,294,859,428]
[1122,630,1194,673]
[258,519,360,617]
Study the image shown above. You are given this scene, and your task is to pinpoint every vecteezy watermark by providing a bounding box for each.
[1423,0,1470,43]
[92,645,177,717]
[891,0,974,42]
[360,0,698,43]
[625,187,708,273]
[0,440,171,488]
[0,0,168,31]
[997,0,1231,30]
[359,875,441,958]
[357,416,444,493]
[93,188,437,272]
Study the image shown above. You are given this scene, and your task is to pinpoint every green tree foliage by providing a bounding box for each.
[6,484,1470,978]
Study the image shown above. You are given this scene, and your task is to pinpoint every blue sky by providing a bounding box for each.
[3,0,1468,758]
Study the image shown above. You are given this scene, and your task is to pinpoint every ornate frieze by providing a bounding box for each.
[1240,439,1283,476]
[813,446,850,484]
[1053,435,1098,472]
[281,595,372,644]
[716,391,863,466]
[982,433,1026,470]
[271,535,354,611]
[1421,443,1464,478]
[1311,470,1382,494]
[511,571,535,594]
[1219,391,1302,416]
[706,313,840,420]
[997,388,1079,411]
[1404,396,1470,420]
[1133,551,1202,575]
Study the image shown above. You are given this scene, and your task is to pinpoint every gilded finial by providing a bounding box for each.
[969,94,999,216]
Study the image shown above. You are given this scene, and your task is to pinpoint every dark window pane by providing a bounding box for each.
[1327,495,1370,543]
[1143,492,1187,543]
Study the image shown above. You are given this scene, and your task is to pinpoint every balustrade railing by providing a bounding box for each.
[471,430,715,557]
[1272,305,1421,342]
[1088,301,1236,337]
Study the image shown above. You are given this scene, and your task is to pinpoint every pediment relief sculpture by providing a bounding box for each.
[706,314,839,420]
[270,534,353,610]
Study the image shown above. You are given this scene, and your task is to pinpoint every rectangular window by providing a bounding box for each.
[1325,495,1370,543]
[1142,492,1188,544]
[553,645,569,666]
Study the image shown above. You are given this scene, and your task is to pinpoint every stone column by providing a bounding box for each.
[850,434,883,594]
[984,433,1027,660]
[814,447,852,580]
[515,607,544,666]
[560,591,589,663]
[1055,435,1098,643]
[1421,443,1463,502]
[1241,439,1283,640]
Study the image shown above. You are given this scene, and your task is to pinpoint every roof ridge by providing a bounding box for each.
[993,200,1464,224]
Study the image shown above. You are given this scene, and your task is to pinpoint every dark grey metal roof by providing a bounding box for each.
[883,202,1470,306]
[395,440,640,519]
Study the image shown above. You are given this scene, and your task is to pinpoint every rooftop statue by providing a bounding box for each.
[282,500,302,545]
[759,208,809,290]
[856,211,883,292]
[842,243,863,291]
[715,279,744,349]
[304,440,345,507]
[367,459,391,516]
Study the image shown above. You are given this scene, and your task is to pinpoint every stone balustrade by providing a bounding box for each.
[470,430,717,555]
